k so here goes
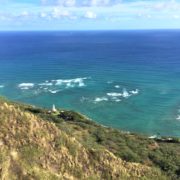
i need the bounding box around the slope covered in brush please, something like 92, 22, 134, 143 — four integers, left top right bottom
0, 97, 179, 179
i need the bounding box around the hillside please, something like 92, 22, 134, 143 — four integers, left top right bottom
0, 97, 179, 180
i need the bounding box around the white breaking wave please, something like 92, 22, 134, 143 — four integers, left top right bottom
176, 108, 180, 121
107, 81, 113, 84
122, 88, 131, 98
107, 89, 139, 98
54, 77, 88, 88
94, 97, 108, 103
111, 97, 121, 102
107, 88, 139, 101
115, 99, 121, 102
18, 77, 88, 94
130, 89, 139, 95
18, 83, 34, 90
176, 115, 180, 121
39, 82, 53, 86
82, 87, 139, 104
49, 90, 60, 94
0, 85, 4, 88
115, 85, 120, 89
107, 92, 122, 97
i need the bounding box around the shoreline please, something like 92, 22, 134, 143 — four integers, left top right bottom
1, 96, 180, 140
0, 95, 180, 179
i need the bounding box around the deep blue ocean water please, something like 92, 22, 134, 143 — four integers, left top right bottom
0, 30, 180, 136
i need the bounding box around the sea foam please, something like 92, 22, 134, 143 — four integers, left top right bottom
18, 83, 34, 90
130, 89, 139, 95
94, 97, 108, 103
54, 77, 88, 88
176, 115, 180, 121
107, 88, 139, 101
0, 85, 4, 88
107, 92, 122, 97
122, 88, 131, 98
115, 85, 120, 89
18, 77, 88, 93
111, 97, 121, 102
49, 90, 60, 94
39, 82, 53, 86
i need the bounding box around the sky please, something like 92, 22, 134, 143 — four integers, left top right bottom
0, 0, 180, 30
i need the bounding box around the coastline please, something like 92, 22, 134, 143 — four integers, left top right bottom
0, 96, 180, 179
2, 95, 180, 140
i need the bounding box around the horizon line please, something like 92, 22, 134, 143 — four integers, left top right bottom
1, 28, 180, 32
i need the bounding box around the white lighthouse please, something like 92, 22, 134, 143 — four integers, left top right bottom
52, 104, 57, 112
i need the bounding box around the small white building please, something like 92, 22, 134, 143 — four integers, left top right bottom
52, 104, 57, 112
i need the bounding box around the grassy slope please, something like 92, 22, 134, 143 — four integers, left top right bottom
0, 97, 179, 179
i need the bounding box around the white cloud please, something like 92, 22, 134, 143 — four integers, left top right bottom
2, 0, 180, 30
41, 0, 47, 5
152, 1, 179, 11
89, 0, 110, 6
41, 0, 76, 7
57, 0, 76, 7
40, 0, 116, 7
64, 0, 76, 7
39, 12, 47, 18
0, 14, 10, 21
20, 11, 29, 17
51, 7, 70, 18
137, 12, 152, 19
173, 14, 180, 19
84, 11, 97, 19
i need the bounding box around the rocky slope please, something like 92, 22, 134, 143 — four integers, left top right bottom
0, 97, 179, 179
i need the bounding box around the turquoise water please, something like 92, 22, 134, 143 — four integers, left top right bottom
0, 31, 180, 136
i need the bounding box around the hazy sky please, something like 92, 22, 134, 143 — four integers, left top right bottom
1, 0, 180, 30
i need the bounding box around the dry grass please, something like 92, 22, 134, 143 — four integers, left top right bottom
0, 98, 169, 180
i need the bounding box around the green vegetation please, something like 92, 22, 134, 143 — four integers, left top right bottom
25, 105, 180, 180
0, 97, 179, 179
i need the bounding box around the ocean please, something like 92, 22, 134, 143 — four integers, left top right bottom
0, 30, 180, 137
